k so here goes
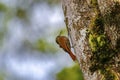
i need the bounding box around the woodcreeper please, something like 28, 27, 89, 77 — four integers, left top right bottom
56, 35, 76, 61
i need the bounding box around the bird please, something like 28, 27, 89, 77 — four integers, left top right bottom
56, 35, 76, 61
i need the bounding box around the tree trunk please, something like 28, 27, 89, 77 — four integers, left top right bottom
62, 0, 120, 80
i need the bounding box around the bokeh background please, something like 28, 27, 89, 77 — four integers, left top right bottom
0, 0, 83, 80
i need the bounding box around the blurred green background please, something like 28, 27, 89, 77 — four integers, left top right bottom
0, 0, 83, 80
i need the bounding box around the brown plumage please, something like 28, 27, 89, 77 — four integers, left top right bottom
56, 36, 76, 61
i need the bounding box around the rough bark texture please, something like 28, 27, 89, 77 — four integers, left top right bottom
62, 0, 120, 80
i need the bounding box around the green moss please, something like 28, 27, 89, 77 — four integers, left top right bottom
89, 16, 104, 34
88, 0, 118, 80
116, 38, 120, 51
97, 35, 106, 47
90, 0, 98, 7
104, 2, 120, 26
89, 34, 108, 53
89, 34, 98, 52
100, 69, 118, 80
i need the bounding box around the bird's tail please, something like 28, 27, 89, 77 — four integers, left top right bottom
68, 51, 76, 61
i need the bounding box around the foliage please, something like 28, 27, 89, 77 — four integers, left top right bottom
47, 0, 60, 5
0, 72, 5, 80
0, 3, 8, 12
0, 31, 4, 47
56, 64, 84, 80
16, 8, 27, 19
35, 38, 58, 53
54, 28, 68, 37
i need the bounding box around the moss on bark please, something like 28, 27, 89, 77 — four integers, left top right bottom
88, 0, 119, 80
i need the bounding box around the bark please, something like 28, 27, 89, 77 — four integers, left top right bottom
62, 0, 120, 80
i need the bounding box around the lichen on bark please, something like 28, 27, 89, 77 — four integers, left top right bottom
88, 0, 119, 80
